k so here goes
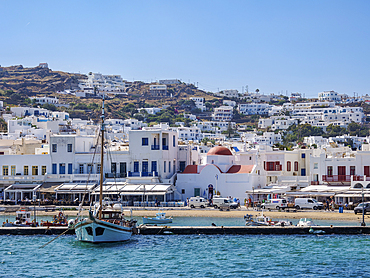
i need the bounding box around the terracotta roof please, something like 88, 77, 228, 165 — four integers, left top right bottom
207, 146, 233, 156
182, 165, 198, 174
226, 165, 254, 174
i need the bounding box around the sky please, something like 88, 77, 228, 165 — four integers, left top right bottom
1, 0, 370, 97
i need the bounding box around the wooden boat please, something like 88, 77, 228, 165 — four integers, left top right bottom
71, 95, 136, 243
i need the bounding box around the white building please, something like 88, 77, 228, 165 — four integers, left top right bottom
190, 97, 206, 112
318, 91, 341, 102
30, 96, 59, 105
212, 106, 233, 121
238, 103, 271, 115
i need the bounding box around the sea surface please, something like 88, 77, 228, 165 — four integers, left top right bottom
1, 233, 370, 277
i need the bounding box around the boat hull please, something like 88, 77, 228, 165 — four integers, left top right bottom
142, 218, 172, 224
74, 218, 132, 243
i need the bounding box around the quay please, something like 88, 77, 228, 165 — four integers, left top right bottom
1, 226, 370, 236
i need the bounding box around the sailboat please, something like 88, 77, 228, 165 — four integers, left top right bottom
70, 95, 136, 243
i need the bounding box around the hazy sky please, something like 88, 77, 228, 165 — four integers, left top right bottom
1, 0, 370, 97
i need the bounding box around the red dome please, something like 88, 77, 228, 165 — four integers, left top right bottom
207, 146, 232, 156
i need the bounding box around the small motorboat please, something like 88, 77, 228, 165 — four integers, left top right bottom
245, 212, 275, 226
143, 211, 173, 224
2, 209, 38, 227
297, 218, 317, 227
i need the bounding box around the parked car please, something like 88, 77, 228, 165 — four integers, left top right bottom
212, 197, 238, 209
189, 197, 208, 208
295, 198, 323, 210
354, 202, 370, 214
261, 199, 288, 210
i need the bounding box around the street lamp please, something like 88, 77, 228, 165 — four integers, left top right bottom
361, 187, 366, 226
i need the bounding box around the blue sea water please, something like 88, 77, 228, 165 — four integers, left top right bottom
1, 233, 370, 277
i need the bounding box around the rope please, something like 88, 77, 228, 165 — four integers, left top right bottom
39, 228, 70, 249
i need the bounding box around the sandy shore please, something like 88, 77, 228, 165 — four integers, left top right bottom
2, 206, 369, 222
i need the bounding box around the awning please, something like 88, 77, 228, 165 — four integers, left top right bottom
92, 183, 174, 195
55, 182, 98, 193
5, 183, 42, 193
300, 185, 350, 193
246, 185, 291, 195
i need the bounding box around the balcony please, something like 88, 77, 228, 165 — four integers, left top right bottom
128, 171, 158, 177
105, 173, 127, 178
311, 181, 319, 185
322, 175, 364, 183
162, 145, 169, 150
151, 145, 160, 150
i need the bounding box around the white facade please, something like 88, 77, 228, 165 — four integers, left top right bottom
212, 106, 233, 121
318, 91, 341, 102
30, 96, 59, 104
238, 103, 271, 115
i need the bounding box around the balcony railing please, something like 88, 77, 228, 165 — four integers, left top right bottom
322, 175, 364, 182
128, 171, 158, 177
151, 145, 160, 150
105, 173, 127, 178
162, 145, 169, 150
311, 181, 319, 185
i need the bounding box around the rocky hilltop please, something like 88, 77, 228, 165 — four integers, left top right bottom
0, 64, 85, 96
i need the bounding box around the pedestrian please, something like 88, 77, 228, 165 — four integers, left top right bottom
237, 198, 240, 208
155, 197, 158, 207
186, 198, 189, 207
326, 199, 329, 211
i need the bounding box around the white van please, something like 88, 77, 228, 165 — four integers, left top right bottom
261, 199, 288, 210
189, 197, 208, 208
212, 197, 238, 209
295, 198, 323, 210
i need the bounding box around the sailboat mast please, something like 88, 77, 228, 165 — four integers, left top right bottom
99, 94, 105, 220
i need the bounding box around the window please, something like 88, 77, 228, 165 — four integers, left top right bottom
3, 166, 8, 176
294, 161, 298, 172
52, 164, 57, 174
42, 166, 47, 175
68, 163, 72, 174
111, 162, 117, 173
173, 135, 176, 147
67, 144, 72, 152
350, 166, 356, 176
327, 166, 333, 176
134, 161, 139, 172
169, 161, 171, 174
180, 161, 186, 172
151, 161, 157, 173
314, 163, 318, 169
142, 138, 148, 146
142, 161, 148, 173
287, 161, 291, 172
194, 188, 200, 197
97, 164, 101, 174
32, 166, 38, 175
164, 161, 166, 173
87, 164, 93, 174
59, 163, 65, 174
52, 144, 57, 153
24, 166, 29, 176
120, 162, 126, 177
11, 165, 16, 176
79, 164, 84, 174
301, 153, 305, 158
